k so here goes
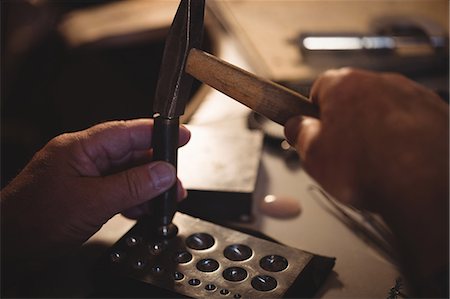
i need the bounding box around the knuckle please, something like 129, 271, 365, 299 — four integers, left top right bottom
380, 71, 407, 82
83, 120, 129, 138
47, 133, 73, 149
321, 67, 359, 83
314, 68, 367, 103
335, 68, 366, 87
327, 69, 375, 103
39, 133, 78, 164
95, 120, 128, 131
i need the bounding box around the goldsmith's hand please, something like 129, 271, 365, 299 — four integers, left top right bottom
285, 68, 448, 211
285, 68, 448, 296
1, 119, 190, 273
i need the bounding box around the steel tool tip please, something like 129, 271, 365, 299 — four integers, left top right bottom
153, 0, 205, 118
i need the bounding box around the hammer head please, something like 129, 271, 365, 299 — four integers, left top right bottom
153, 0, 205, 118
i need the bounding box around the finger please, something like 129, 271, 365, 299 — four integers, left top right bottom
81, 119, 154, 159
121, 204, 150, 219
285, 116, 321, 160
121, 179, 188, 220
176, 179, 188, 201
178, 124, 191, 147
108, 149, 153, 170
297, 117, 322, 160
73, 119, 191, 174
284, 116, 303, 146
310, 67, 356, 106
94, 161, 177, 217
101, 126, 190, 170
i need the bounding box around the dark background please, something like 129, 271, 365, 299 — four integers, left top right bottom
1, 1, 204, 188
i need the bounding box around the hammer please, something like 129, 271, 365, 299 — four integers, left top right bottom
152, 0, 318, 236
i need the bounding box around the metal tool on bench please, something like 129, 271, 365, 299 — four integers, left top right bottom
151, 0, 204, 238
151, 0, 320, 237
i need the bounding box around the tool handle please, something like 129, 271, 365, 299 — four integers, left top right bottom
186, 48, 320, 125
152, 116, 179, 226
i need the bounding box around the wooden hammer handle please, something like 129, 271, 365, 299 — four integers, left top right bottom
185, 48, 320, 125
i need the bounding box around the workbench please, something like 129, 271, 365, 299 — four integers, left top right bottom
23, 1, 447, 297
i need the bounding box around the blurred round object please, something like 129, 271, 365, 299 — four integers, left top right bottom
260, 195, 301, 219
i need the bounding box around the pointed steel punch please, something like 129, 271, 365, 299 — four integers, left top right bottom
152, 0, 205, 238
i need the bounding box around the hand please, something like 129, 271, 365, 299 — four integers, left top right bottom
1, 119, 190, 277
285, 68, 448, 210
285, 68, 448, 296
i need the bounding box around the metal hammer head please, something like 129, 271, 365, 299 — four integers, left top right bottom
153, 0, 205, 118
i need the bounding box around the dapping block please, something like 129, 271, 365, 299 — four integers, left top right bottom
94, 212, 335, 298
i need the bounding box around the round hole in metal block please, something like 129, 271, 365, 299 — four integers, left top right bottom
205, 284, 216, 291
188, 278, 201, 286
173, 272, 184, 281
259, 255, 288, 272
222, 267, 248, 282
196, 258, 219, 272
224, 244, 253, 261
251, 275, 277, 291
174, 251, 193, 264
186, 233, 215, 250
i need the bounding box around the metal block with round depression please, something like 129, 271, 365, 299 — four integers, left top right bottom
186, 233, 215, 250
224, 244, 253, 261
103, 212, 335, 298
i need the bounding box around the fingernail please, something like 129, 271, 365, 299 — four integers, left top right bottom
284, 116, 302, 145
148, 162, 176, 190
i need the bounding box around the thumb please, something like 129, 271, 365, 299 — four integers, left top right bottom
285, 116, 321, 160
95, 161, 176, 216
